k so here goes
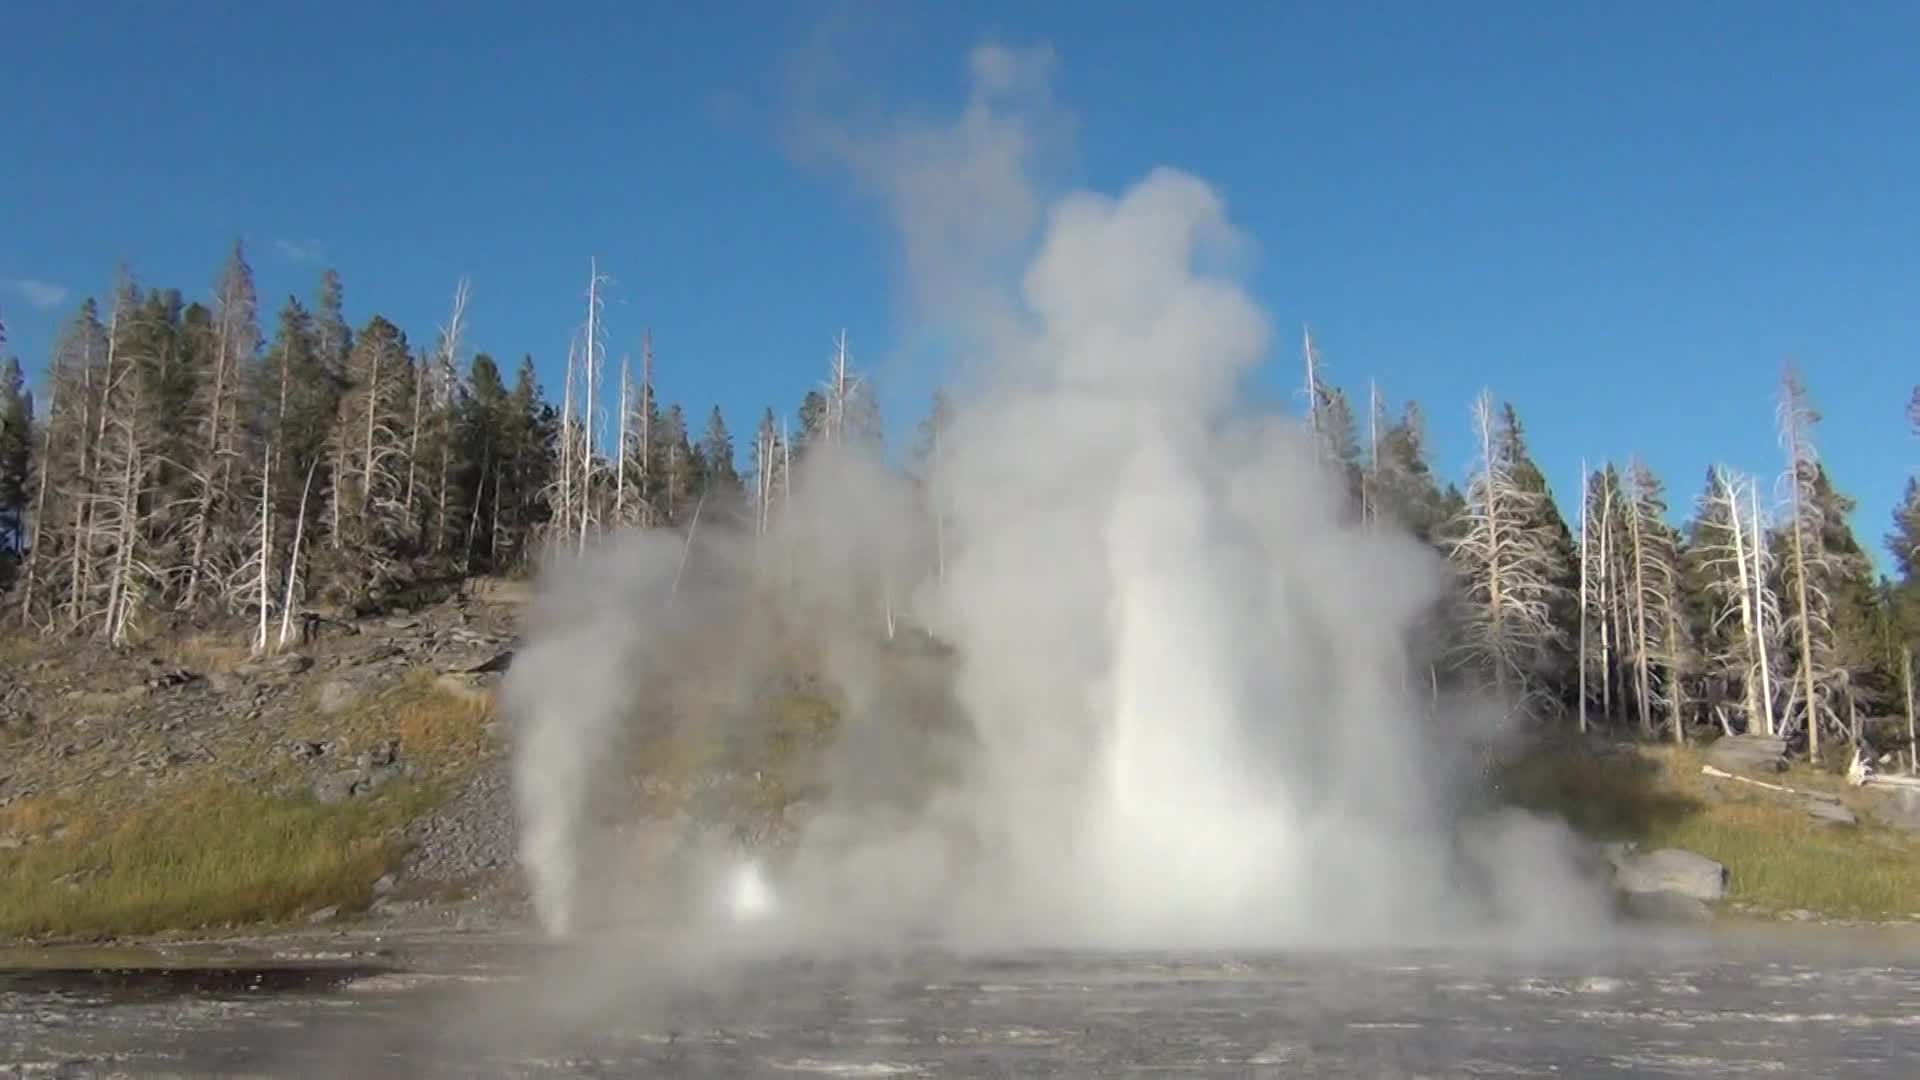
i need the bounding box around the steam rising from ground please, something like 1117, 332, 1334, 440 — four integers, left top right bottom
505, 43, 1612, 955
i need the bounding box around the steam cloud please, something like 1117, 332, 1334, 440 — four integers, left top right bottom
503, 42, 1614, 955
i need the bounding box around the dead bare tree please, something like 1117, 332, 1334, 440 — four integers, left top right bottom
428, 278, 469, 553
1447, 391, 1565, 710
1777, 365, 1840, 762
18, 371, 60, 627
615, 354, 631, 526
1578, 459, 1591, 732
577, 261, 606, 550
1364, 379, 1382, 526
275, 458, 320, 652
1581, 466, 1620, 726
1622, 459, 1677, 739
1301, 326, 1323, 458
1692, 467, 1779, 736
183, 248, 257, 611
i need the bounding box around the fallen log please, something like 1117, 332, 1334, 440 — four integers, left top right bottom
1699, 764, 1842, 804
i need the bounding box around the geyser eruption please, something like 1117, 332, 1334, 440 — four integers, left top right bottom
504, 44, 1612, 951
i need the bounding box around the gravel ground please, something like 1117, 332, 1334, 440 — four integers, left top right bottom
402, 759, 520, 886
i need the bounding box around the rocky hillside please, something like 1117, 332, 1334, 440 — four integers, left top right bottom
0, 579, 532, 938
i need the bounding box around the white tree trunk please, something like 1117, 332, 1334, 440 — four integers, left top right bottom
276, 458, 320, 651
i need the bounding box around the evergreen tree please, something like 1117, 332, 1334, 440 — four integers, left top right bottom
700, 405, 740, 492
656, 403, 698, 526
1315, 384, 1363, 509
312, 269, 351, 381
1372, 401, 1448, 544
0, 346, 32, 554
796, 389, 829, 455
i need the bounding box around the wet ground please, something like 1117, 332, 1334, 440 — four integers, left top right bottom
4, 926, 1919, 1078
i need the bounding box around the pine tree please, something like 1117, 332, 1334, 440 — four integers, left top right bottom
0, 345, 32, 555
656, 403, 697, 527
451, 353, 510, 570
796, 389, 829, 456
312, 269, 350, 382
1372, 401, 1449, 544
698, 405, 742, 531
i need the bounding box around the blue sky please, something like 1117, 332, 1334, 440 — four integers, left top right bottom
5, 2, 1916, 569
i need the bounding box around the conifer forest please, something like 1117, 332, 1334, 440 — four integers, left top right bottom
1, 246, 1916, 767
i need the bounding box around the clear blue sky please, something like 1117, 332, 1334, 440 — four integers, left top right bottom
5, 2, 1916, 569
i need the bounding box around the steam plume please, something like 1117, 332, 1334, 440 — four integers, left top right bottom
504, 42, 1613, 953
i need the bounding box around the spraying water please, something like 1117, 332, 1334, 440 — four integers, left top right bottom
503, 44, 1612, 954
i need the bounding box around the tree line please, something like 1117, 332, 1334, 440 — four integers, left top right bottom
0, 250, 1915, 764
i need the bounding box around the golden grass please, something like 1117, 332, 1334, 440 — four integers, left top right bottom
0, 777, 436, 941
1499, 740, 1920, 920
290, 670, 496, 772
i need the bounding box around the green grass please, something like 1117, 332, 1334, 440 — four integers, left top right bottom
1498, 741, 1920, 921
0, 778, 438, 941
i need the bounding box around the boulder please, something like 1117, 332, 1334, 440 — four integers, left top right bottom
315, 678, 362, 716
313, 770, 368, 805
1869, 788, 1920, 834
1610, 847, 1728, 903
1705, 734, 1788, 775
1622, 888, 1713, 924
1804, 798, 1857, 828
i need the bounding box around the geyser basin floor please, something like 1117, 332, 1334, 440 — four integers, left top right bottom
4, 930, 1917, 1077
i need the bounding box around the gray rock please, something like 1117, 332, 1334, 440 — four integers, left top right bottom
1611, 848, 1728, 903
315, 679, 361, 716
306, 905, 339, 925
1622, 889, 1713, 924
1868, 788, 1920, 834
313, 770, 367, 805
1805, 798, 1857, 827
1705, 734, 1788, 775
373, 873, 399, 897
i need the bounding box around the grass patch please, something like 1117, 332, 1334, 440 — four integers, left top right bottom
1498, 740, 1920, 920
290, 670, 496, 772
0, 777, 436, 941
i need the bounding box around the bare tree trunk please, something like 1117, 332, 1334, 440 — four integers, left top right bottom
20, 376, 60, 624
578, 261, 601, 552
1302, 326, 1322, 458
1779, 371, 1827, 763
276, 458, 319, 651
1786, 486, 1820, 764
1903, 647, 1916, 775
1578, 459, 1590, 734
1664, 589, 1686, 745
1626, 480, 1655, 737
254, 445, 273, 656
1721, 473, 1767, 736
558, 336, 575, 548
406, 348, 425, 530
1364, 378, 1380, 526
615, 355, 629, 524
1749, 484, 1777, 737
640, 331, 654, 529
1596, 480, 1613, 724
184, 296, 238, 610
